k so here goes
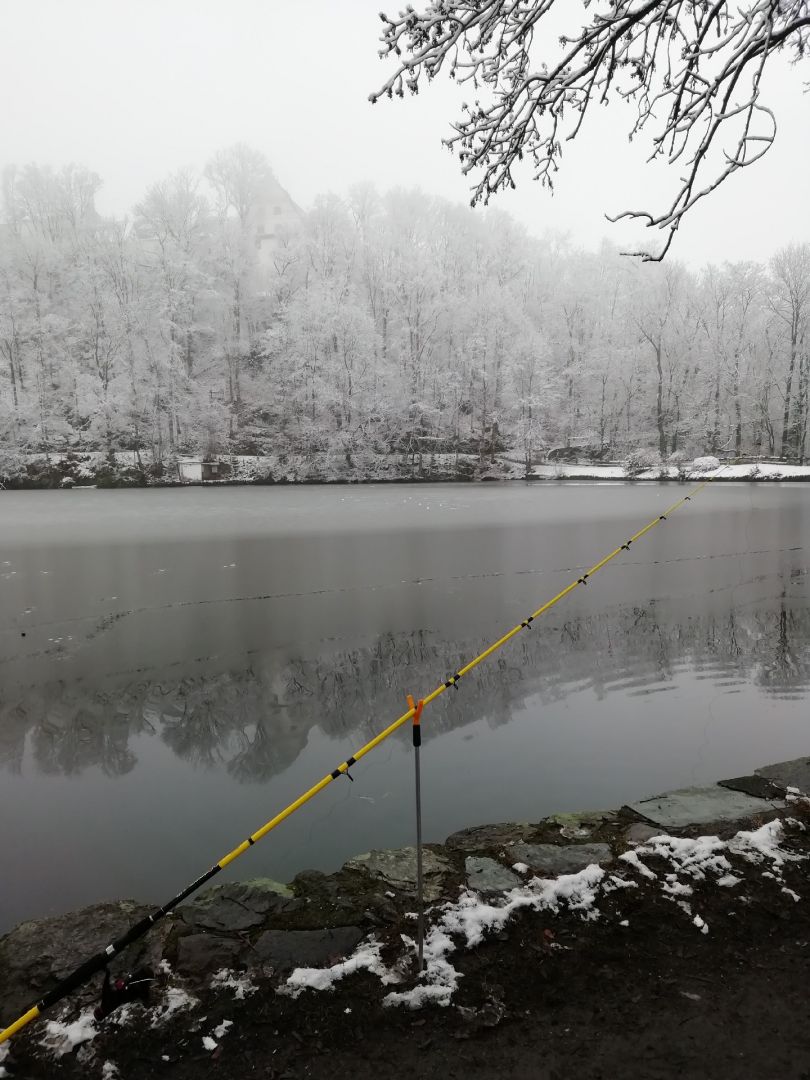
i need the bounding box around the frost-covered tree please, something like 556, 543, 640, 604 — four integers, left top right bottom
769, 244, 810, 459
2, 147, 810, 472
372, 1, 810, 260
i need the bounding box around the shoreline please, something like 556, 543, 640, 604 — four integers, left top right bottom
3, 452, 810, 489
3, 753, 810, 1077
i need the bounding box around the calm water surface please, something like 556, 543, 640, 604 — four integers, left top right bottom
1, 483, 808, 931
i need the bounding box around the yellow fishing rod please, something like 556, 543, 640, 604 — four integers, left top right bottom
0, 470, 722, 1046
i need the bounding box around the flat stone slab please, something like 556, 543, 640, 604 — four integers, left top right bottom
757, 757, 810, 794
719, 775, 784, 800
629, 785, 783, 830
253, 927, 364, 972
179, 879, 299, 933
624, 823, 662, 845
507, 843, 613, 876
465, 857, 521, 893
344, 847, 451, 901
176, 933, 246, 977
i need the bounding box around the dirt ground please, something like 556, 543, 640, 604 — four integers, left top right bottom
7, 823, 810, 1080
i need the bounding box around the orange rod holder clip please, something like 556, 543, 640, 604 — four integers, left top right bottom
408, 694, 424, 747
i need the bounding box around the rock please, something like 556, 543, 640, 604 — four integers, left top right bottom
0, 900, 156, 1025
465, 857, 521, 893
719, 775, 785, 800
628, 785, 783, 830
344, 847, 452, 902
179, 879, 300, 933
253, 927, 364, 972
288, 869, 369, 927
507, 843, 613, 876
756, 757, 810, 795
545, 810, 612, 829
175, 933, 246, 978
445, 822, 535, 853
624, 823, 661, 845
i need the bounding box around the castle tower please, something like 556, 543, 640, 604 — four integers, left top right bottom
249, 174, 303, 267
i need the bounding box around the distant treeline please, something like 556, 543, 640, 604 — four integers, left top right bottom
1, 148, 809, 481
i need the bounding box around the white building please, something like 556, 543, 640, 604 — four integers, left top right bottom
248, 174, 303, 269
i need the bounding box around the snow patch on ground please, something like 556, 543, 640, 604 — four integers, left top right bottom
279, 820, 805, 1013
619, 850, 657, 879
283, 942, 397, 997
636, 834, 733, 880
210, 968, 258, 1000
0, 1042, 9, 1079
40, 1008, 97, 1057
386, 865, 606, 1009
101, 1062, 119, 1079
530, 460, 810, 482
717, 874, 742, 887
729, 820, 802, 871
619, 821, 805, 926
213, 1019, 233, 1039
202, 1035, 218, 1051
150, 987, 198, 1026
282, 864, 605, 1010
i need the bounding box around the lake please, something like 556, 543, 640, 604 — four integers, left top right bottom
1, 482, 808, 932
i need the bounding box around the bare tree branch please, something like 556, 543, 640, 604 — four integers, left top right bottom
371, 1, 810, 260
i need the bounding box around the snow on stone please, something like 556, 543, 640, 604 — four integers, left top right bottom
212, 1019, 233, 1039
150, 987, 199, 1026
210, 968, 258, 1000
40, 1009, 98, 1057
512, 862, 529, 874
202, 1036, 218, 1051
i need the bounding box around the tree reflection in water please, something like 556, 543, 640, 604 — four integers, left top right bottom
1, 601, 809, 781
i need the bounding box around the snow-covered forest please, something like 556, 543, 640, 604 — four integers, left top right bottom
2, 146, 809, 483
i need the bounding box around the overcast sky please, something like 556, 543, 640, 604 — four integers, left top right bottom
2, 0, 808, 266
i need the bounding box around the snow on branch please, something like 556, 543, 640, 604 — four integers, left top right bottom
371, 1, 810, 260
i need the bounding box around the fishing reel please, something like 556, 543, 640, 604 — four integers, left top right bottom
94, 967, 154, 1021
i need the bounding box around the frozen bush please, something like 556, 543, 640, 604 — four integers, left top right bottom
624, 448, 662, 478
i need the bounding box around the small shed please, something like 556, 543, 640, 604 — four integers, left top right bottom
178, 458, 203, 482
177, 459, 232, 482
